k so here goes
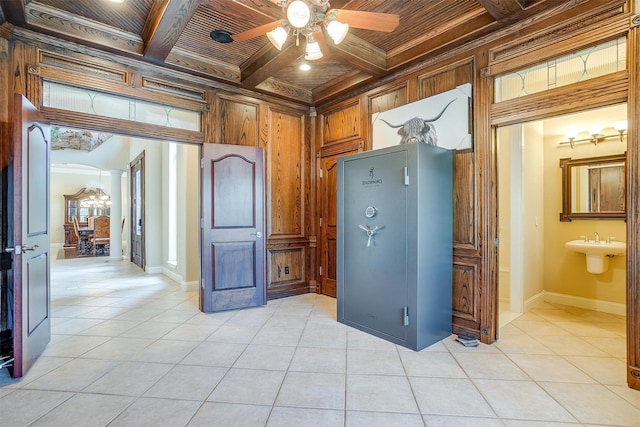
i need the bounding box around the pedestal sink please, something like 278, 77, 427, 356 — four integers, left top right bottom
565, 240, 626, 274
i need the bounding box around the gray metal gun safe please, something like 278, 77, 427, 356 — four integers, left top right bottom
336, 142, 453, 351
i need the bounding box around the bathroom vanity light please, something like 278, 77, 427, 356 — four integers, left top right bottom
560, 121, 627, 148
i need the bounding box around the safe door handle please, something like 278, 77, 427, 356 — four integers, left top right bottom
358, 224, 385, 247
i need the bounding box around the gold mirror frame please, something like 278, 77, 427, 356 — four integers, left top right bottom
559, 153, 627, 221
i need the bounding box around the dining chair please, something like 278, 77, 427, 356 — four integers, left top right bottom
91, 215, 110, 256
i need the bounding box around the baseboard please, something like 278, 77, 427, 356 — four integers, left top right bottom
181, 281, 199, 292
162, 266, 198, 292
543, 291, 626, 316
524, 291, 546, 312
145, 265, 162, 274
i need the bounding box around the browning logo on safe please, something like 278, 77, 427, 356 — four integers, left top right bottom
362, 167, 383, 186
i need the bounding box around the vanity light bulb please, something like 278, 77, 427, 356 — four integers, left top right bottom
588, 126, 603, 136
613, 120, 627, 132
565, 130, 578, 139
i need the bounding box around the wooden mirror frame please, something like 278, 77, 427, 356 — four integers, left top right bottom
559, 153, 627, 221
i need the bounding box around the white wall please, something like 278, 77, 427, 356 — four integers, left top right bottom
522, 122, 545, 302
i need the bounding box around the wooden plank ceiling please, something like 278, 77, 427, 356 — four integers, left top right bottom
0, 0, 551, 104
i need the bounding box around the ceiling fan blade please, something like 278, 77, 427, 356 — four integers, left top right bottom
332, 10, 399, 32
232, 21, 282, 42
313, 30, 330, 60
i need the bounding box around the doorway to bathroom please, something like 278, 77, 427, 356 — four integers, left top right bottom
497, 103, 628, 329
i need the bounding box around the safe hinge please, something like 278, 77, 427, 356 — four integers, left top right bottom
403, 167, 409, 186
319, 168, 323, 178
319, 266, 322, 276
319, 217, 322, 227
403, 306, 409, 326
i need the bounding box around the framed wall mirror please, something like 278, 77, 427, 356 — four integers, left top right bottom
559, 153, 626, 221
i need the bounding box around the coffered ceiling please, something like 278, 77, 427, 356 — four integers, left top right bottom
0, 0, 571, 105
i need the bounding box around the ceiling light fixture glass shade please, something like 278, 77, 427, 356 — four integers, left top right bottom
305, 40, 323, 60
326, 20, 349, 44
266, 26, 288, 50
287, 1, 311, 28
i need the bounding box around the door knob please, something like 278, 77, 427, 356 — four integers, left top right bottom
251, 231, 262, 238
4, 244, 38, 254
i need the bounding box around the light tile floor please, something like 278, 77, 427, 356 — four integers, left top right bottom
1, 257, 639, 426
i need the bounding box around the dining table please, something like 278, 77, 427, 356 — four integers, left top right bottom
76, 227, 94, 256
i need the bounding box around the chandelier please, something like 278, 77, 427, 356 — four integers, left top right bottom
80, 169, 111, 208
267, 0, 349, 60
81, 188, 111, 208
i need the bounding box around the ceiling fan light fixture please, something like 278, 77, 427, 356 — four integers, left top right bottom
287, 0, 311, 28
304, 40, 323, 60
266, 26, 288, 50
326, 20, 348, 45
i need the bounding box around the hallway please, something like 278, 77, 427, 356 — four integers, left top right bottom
0, 257, 638, 426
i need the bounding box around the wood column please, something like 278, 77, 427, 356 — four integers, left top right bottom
626, 3, 640, 391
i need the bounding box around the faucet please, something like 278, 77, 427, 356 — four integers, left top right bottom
594, 232, 600, 243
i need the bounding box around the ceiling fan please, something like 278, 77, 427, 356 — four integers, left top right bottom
212, 0, 399, 61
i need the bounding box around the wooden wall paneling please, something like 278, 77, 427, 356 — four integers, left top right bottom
417, 59, 493, 341
321, 99, 362, 146
267, 106, 304, 239
316, 99, 366, 297
12, 41, 38, 104
476, 49, 499, 343
626, 8, 640, 391
204, 90, 216, 143
266, 243, 310, 298
32, 56, 209, 113
268, 246, 305, 288
451, 258, 481, 337
491, 71, 629, 127
216, 95, 259, 146
305, 111, 317, 292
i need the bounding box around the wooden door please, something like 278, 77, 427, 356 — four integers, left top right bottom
8, 95, 51, 377
319, 157, 338, 297
130, 152, 144, 270
319, 149, 360, 297
201, 143, 266, 312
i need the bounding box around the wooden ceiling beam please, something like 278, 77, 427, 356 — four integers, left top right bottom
312, 70, 372, 104
142, 0, 200, 61
330, 33, 387, 77
0, 0, 26, 25
477, 0, 528, 21
387, 11, 496, 69
240, 40, 304, 88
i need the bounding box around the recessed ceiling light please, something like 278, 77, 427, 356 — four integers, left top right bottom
299, 63, 311, 71
107, 0, 124, 3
